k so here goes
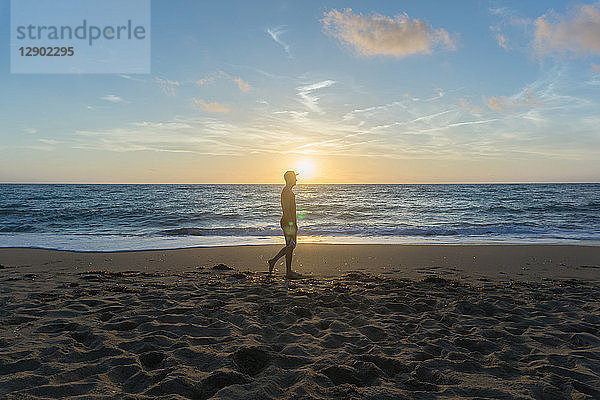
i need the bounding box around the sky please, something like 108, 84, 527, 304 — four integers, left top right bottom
1, 0, 600, 183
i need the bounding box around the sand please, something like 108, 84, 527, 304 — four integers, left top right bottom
1, 244, 599, 399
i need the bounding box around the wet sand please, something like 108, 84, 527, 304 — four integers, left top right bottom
1, 245, 599, 399
2, 244, 600, 282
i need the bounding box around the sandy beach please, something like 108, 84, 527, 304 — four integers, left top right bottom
1, 244, 599, 399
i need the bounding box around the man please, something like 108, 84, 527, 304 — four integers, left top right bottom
268, 170, 301, 278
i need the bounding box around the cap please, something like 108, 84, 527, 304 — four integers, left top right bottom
284, 170, 298, 182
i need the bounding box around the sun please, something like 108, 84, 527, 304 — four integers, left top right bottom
295, 159, 316, 180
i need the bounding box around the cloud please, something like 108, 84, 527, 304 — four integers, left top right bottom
196, 77, 214, 86
488, 7, 533, 52
490, 25, 510, 49
155, 77, 180, 96
73, 65, 600, 163
233, 77, 252, 92
75, 120, 213, 154
267, 26, 291, 57
196, 71, 251, 92
535, 4, 600, 56
520, 88, 541, 106
70, 74, 599, 163
399, 88, 446, 103
24, 138, 60, 151
296, 80, 336, 113
487, 96, 515, 112
24, 128, 37, 134
486, 88, 541, 112
101, 94, 126, 103
592, 63, 600, 73
489, 7, 530, 27
73, 117, 297, 156
118, 74, 145, 82
459, 98, 484, 114
321, 8, 456, 58
192, 98, 230, 113
38, 139, 59, 145
496, 33, 509, 49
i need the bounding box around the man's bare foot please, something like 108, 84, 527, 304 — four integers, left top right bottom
285, 271, 303, 279
268, 259, 276, 273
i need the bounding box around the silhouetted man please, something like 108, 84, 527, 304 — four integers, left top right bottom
268, 170, 301, 278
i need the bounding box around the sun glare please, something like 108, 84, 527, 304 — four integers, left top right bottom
296, 159, 316, 180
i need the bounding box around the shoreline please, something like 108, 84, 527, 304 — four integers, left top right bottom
2, 244, 599, 283
4, 240, 600, 251
2, 233, 600, 253
3, 239, 600, 253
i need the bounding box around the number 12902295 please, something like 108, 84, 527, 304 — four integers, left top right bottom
19, 47, 74, 56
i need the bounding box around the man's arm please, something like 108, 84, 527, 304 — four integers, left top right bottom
291, 194, 297, 224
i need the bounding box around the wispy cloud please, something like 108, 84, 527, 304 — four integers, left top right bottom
490, 25, 510, 49
266, 26, 291, 57
155, 77, 180, 96
24, 128, 37, 134
233, 77, 252, 92
76, 120, 212, 154
488, 7, 532, 52
459, 98, 484, 114
196, 77, 215, 86
70, 65, 600, 163
446, 119, 498, 128
342, 102, 405, 121
592, 63, 600, 74
38, 139, 59, 145
192, 98, 230, 113
407, 109, 454, 124
486, 88, 541, 112
489, 7, 530, 27
118, 74, 146, 82
296, 80, 336, 113
24, 138, 60, 151
520, 88, 541, 106
535, 4, 600, 56
101, 94, 126, 103
321, 8, 456, 58
196, 71, 251, 92
487, 96, 514, 112
73, 116, 297, 155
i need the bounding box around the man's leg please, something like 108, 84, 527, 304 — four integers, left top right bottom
285, 236, 296, 275
268, 246, 287, 273
285, 245, 293, 275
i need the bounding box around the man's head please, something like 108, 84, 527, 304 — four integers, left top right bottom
284, 170, 297, 186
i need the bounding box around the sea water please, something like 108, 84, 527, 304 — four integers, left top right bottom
1, 184, 599, 251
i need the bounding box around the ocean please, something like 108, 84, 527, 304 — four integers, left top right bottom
1, 184, 599, 251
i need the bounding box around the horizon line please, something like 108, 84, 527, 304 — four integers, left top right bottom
1, 181, 599, 185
